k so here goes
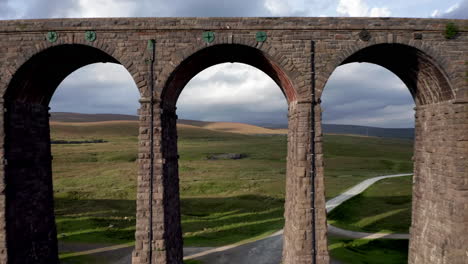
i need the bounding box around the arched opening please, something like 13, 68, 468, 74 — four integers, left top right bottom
323, 62, 415, 262
178, 62, 288, 259
4, 44, 139, 264
321, 43, 454, 263
162, 44, 296, 109
340, 43, 453, 105
159, 44, 295, 263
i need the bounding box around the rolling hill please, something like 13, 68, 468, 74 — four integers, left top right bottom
50, 112, 414, 139
51, 112, 138, 122
323, 124, 414, 139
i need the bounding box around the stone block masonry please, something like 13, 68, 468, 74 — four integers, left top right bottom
0, 17, 466, 264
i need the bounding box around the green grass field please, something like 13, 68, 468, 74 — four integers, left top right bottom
51, 120, 414, 262
329, 237, 409, 264
323, 135, 412, 199
60, 254, 107, 264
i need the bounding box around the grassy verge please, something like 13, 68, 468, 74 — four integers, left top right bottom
329, 237, 409, 264
328, 176, 412, 233
184, 260, 203, 264
59, 253, 108, 264
59, 253, 202, 264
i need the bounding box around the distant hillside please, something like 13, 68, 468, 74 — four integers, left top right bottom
323, 124, 414, 139
50, 113, 413, 139
50, 114, 286, 135
51, 112, 138, 122
250, 122, 414, 139
51, 114, 212, 126
178, 119, 213, 127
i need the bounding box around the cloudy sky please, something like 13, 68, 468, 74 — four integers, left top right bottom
1, 0, 467, 128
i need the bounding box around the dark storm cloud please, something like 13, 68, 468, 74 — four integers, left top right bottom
321, 63, 415, 128
178, 103, 288, 125
50, 64, 139, 115
443, 0, 468, 19
50, 82, 140, 115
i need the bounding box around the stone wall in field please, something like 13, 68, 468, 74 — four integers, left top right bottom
0, 17, 466, 264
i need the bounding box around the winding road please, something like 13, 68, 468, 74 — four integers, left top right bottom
60, 173, 412, 263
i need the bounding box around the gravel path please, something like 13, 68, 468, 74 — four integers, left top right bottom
326, 173, 413, 213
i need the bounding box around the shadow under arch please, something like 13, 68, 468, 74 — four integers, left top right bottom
337, 43, 454, 105
157, 43, 296, 263
3, 44, 138, 264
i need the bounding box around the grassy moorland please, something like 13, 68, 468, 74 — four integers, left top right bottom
51, 120, 413, 263
323, 134, 412, 199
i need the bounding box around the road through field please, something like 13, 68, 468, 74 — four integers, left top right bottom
61, 173, 411, 263
184, 173, 411, 263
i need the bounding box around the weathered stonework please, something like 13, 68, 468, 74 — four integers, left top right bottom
0, 17, 466, 264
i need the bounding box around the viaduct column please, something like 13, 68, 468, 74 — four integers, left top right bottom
283, 100, 329, 264
410, 100, 468, 264
3, 102, 59, 264
134, 98, 183, 264
134, 97, 156, 264
160, 106, 183, 263
0, 101, 6, 264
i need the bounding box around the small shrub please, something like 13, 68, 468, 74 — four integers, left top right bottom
206, 153, 247, 160
445, 22, 459, 39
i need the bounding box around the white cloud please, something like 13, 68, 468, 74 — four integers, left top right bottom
446, 3, 460, 13
430, 9, 441, 17
337, 0, 391, 17
264, 0, 335, 16
69, 0, 138, 18
369, 7, 391, 17
178, 63, 287, 113
329, 63, 407, 92
431, 1, 467, 19
264, 0, 293, 16
57, 63, 135, 86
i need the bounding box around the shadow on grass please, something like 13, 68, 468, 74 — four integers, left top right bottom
59, 254, 108, 264
181, 195, 284, 246
55, 195, 284, 247
329, 238, 409, 264
328, 193, 412, 233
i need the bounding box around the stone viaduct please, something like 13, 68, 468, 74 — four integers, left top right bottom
0, 17, 466, 264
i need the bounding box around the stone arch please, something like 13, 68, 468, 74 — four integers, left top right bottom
160, 42, 300, 108
318, 41, 454, 105
2, 43, 141, 264
1, 39, 144, 100
154, 42, 299, 263
4, 42, 142, 102
317, 39, 460, 264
